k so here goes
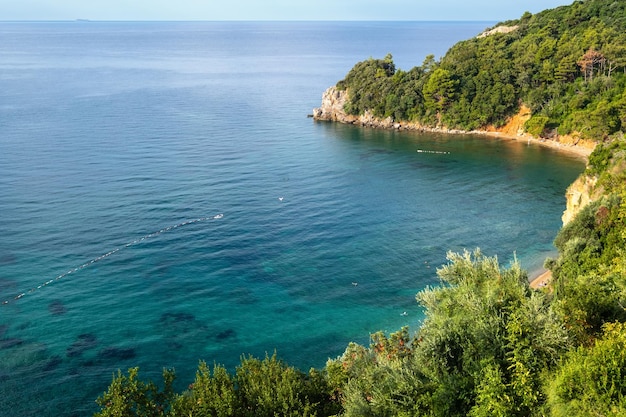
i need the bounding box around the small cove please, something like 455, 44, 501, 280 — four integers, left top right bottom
0, 21, 585, 415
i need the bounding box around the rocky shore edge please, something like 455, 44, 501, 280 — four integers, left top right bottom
312, 86, 595, 159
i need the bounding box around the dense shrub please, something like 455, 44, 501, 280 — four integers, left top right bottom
95, 354, 340, 417
547, 322, 626, 416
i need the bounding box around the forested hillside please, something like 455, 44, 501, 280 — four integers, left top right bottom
336, 0, 626, 140
94, 1, 626, 415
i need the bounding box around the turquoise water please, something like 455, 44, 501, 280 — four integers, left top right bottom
0, 21, 584, 416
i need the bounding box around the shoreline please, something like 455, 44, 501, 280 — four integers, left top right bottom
315, 118, 593, 160
312, 87, 595, 160
475, 130, 592, 159
529, 269, 552, 289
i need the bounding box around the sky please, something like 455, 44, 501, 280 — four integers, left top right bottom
2, 0, 573, 21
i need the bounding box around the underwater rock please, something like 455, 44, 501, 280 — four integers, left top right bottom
0, 338, 24, 350
0, 324, 8, 338
158, 310, 211, 350
159, 311, 196, 324
167, 341, 183, 350
159, 311, 208, 335
42, 355, 63, 372
66, 333, 98, 358
98, 346, 136, 361
80, 359, 96, 367
228, 287, 258, 305
48, 300, 68, 316
215, 328, 236, 341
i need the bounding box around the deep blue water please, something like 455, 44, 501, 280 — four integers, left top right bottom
0, 21, 584, 416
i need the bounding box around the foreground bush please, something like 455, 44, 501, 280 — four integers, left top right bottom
95, 354, 340, 417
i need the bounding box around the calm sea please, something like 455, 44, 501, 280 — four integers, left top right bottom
0, 21, 584, 416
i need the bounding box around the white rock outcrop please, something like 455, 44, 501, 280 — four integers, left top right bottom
313, 87, 409, 129
312, 86, 355, 123
477, 25, 519, 38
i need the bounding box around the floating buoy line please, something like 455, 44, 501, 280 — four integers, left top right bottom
417, 149, 450, 155
2, 214, 225, 306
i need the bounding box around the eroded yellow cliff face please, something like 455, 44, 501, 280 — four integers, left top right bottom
485, 106, 596, 153
489, 106, 597, 227
562, 175, 598, 225
484, 105, 531, 137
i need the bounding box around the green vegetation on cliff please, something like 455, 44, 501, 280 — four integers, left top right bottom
336, 0, 626, 139
94, 1, 626, 415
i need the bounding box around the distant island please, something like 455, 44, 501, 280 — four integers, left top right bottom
94, 1, 626, 415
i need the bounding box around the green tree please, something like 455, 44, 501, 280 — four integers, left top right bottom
327, 329, 435, 417
469, 359, 513, 417
234, 353, 336, 417
170, 362, 236, 417
423, 68, 457, 126
524, 115, 550, 137
415, 250, 568, 416
95, 368, 175, 417
547, 322, 626, 416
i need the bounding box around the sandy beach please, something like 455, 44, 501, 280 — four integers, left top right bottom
530, 269, 553, 289
479, 130, 593, 159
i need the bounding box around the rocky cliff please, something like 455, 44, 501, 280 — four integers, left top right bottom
313, 87, 462, 132
562, 174, 598, 225
313, 87, 396, 128
312, 86, 350, 122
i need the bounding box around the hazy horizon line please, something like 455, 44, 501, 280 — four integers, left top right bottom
0, 18, 499, 23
